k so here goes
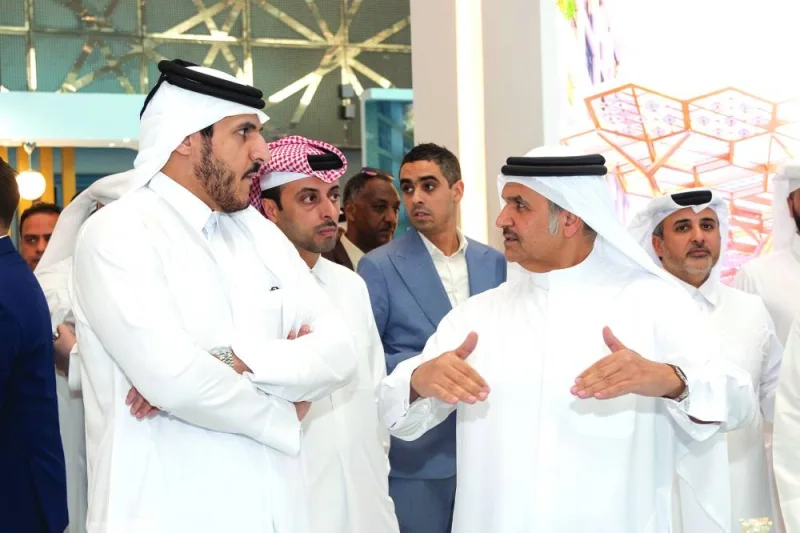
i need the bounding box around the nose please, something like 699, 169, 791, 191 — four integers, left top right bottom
411, 188, 425, 206
322, 196, 339, 221
36, 238, 48, 255
251, 134, 270, 164
496, 204, 511, 228
385, 207, 398, 225
690, 226, 705, 244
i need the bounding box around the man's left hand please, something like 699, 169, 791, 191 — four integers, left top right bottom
572, 327, 685, 400
126, 387, 160, 420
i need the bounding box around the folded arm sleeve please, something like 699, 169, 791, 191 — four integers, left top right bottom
234, 228, 358, 402
654, 287, 756, 440
379, 307, 468, 441
72, 216, 302, 454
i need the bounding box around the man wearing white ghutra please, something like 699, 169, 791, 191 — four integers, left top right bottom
379, 146, 757, 533
60, 59, 358, 533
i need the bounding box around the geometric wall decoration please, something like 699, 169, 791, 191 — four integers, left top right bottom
0, 0, 411, 148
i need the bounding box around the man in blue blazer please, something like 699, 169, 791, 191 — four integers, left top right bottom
0, 158, 68, 533
359, 144, 506, 533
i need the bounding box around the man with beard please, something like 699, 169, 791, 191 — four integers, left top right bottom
255, 135, 399, 533
358, 143, 506, 533
735, 163, 800, 346
629, 189, 781, 530
52, 60, 358, 532
322, 167, 400, 270
378, 147, 756, 533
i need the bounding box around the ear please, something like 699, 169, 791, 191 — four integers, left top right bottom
451, 180, 465, 203
344, 200, 356, 223
261, 198, 280, 224
651, 234, 665, 259
174, 134, 195, 156
562, 212, 581, 238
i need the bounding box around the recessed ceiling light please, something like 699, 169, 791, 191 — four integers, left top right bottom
109, 142, 116, 147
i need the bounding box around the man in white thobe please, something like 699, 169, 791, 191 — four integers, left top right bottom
47, 59, 358, 533
629, 189, 782, 528
774, 318, 800, 532
735, 162, 800, 345
35, 256, 87, 533
379, 148, 756, 533
254, 135, 399, 533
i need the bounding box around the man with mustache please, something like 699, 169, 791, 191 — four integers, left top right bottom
322, 167, 400, 270
255, 135, 399, 533
378, 147, 755, 533
735, 163, 800, 346
54, 60, 357, 532
358, 143, 506, 533
629, 189, 782, 530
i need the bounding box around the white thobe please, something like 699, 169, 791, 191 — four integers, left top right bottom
300, 257, 399, 533
71, 173, 357, 533
380, 242, 756, 533
36, 257, 87, 533
773, 320, 800, 532
672, 278, 781, 528
735, 234, 800, 346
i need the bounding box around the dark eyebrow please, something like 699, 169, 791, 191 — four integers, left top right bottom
235, 121, 262, 133
672, 218, 691, 226
503, 194, 526, 205
400, 175, 440, 185
295, 187, 321, 196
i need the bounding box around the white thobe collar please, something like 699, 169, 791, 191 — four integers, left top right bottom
673, 275, 719, 312
523, 240, 607, 291
0, 234, 7, 241
309, 255, 327, 286
791, 233, 800, 264
148, 172, 215, 237
419, 229, 469, 258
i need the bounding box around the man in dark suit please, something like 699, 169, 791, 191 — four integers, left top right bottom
0, 157, 68, 533
358, 144, 506, 533
323, 167, 400, 270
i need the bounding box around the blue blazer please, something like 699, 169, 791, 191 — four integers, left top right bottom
358, 229, 506, 479
0, 236, 68, 533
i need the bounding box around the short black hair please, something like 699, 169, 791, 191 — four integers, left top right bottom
199, 124, 214, 138
20, 203, 62, 233
0, 158, 19, 231
343, 169, 394, 204
261, 185, 283, 210
400, 143, 461, 186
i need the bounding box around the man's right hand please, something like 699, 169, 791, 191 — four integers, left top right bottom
409, 332, 489, 405
294, 401, 311, 421
53, 323, 76, 376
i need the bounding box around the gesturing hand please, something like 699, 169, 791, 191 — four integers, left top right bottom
409, 332, 490, 405
53, 323, 76, 376
572, 327, 685, 400
126, 387, 160, 420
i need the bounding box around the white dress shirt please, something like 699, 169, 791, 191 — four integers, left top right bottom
419, 230, 469, 307
300, 257, 399, 533
672, 276, 782, 529
340, 234, 365, 269
71, 172, 357, 533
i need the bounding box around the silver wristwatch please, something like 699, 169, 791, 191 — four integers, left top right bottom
210, 346, 236, 370
665, 364, 690, 402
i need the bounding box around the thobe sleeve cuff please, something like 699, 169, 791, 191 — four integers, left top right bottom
379, 355, 453, 441
256, 396, 303, 456
67, 344, 82, 393
663, 356, 756, 440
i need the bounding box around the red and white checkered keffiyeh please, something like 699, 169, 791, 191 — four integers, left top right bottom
248, 135, 347, 214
